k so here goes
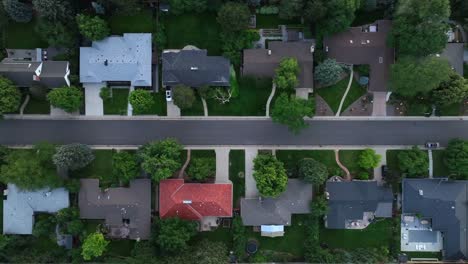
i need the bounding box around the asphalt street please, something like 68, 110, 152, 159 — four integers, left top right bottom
0, 119, 466, 146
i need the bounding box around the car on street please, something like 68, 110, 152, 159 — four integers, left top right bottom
425, 142, 440, 149
165, 88, 172, 102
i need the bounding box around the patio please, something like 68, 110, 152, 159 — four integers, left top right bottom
400, 215, 443, 253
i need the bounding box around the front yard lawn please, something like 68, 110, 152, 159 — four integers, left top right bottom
104, 89, 129, 115
339, 150, 365, 177
108, 10, 153, 34
181, 93, 204, 116
23, 97, 50, 114
432, 150, 450, 177
207, 77, 272, 116
134, 92, 167, 115
229, 150, 245, 208
320, 218, 393, 249
316, 76, 367, 114
4, 20, 47, 48
163, 13, 221, 55
255, 14, 300, 29
437, 103, 461, 116
276, 150, 339, 177
71, 150, 118, 188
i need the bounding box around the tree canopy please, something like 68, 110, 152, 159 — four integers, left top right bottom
32, 0, 73, 22
274, 58, 300, 91
220, 30, 259, 66
35, 19, 77, 48
3, 0, 32, 23
432, 73, 468, 106
81, 232, 109, 261
138, 139, 183, 182
315, 0, 360, 37
298, 158, 328, 185
129, 89, 153, 114
314, 59, 345, 86
253, 153, 288, 197
172, 85, 195, 109
390, 56, 452, 97
397, 146, 429, 177
112, 151, 139, 185
53, 143, 94, 171
358, 149, 382, 170
217, 2, 250, 33
278, 0, 303, 20
168, 0, 208, 15
47, 87, 83, 113
0, 76, 21, 115
188, 157, 216, 181
391, 0, 450, 57
76, 14, 110, 41
271, 93, 315, 134
444, 139, 468, 179
153, 217, 197, 253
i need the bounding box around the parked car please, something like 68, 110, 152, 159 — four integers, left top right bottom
165, 88, 172, 102
425, 142, 440, 149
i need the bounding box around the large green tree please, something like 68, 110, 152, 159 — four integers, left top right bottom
274, 58, 300, 91
0, 76, 21, 115
390, 56, 452, 97
81, 232, 109, 261
432, 73, 468, 106
358, 148, 382, 170
271, 93, 315, 134
112, 151, 139, 185
35, 19, 77, 48
303, 0, 327, 24
53, 143, 95, 171
298, 158, 328, 185
253, 153, 288, 197
168, 0, 208, 15
172, 85, 195, 109
314, 59, 345, 86
397, 146, 429, 177
217, 2, 250, 33
76, 14, 110, 41
391, 0, 450, 57
188, 157, 216, 181
278, 0, 303, 20
153, 217, 197, 253
97, 0, 142, 15
444, 139, 468, 179
220, 30, 259, 66
129, 89, 153, 114
138, 139, 183, 182
32, 0, 73, 22
0, 143, 62, 190
3, 0, 32, 23
47, 86, 83, 113
316, 0, 360, 37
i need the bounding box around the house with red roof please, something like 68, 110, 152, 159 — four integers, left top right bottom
159, 179, 233, 231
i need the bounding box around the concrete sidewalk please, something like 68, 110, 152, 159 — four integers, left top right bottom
84, 83, 104, 116
245, 148, 259, 198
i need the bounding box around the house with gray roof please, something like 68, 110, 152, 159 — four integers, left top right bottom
162, 46, 230, 88
240, 179, 312, 237
0, 48, 70, 88
402, 178, 468, 260
243, 41, 314, 89
80, 33, 152, 87
325, 180, 393, 229
79, 179, 151, 240
441, 43, 464, 76
3, 184, 70, 235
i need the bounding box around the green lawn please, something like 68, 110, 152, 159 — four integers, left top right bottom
207, 77, 272, 116
276, 150, 339, 177
181, 93, 204, 116
71, 150, 117, 188
432, 150, 450, 177
229, 150, 245, 208
316, 76, 367, 114
24, 97, 50, 114
437, 103, 461, 116
4, 20, 47, 48
339, 150, 365, 177
320, 219, 393, 249
107, 240, 136, 257
104, 89, 129, 115
163, 13, 222, 55
386, 150, 402, 175
464, 63, 468, 78
194, 227, 232, 246
255, 14, 300, 29
245, 214, 308, 258
134, 92, 167, 115
108, 10, 153, 34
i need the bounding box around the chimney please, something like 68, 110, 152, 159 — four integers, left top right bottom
190, 67, 198, 71
268, 50, 272, 55
310, 45, 315, 53
104, 59, 108, 66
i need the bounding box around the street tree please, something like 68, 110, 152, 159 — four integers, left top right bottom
391, 0, 450, 57
314, 59, 345, 86
298, 158, 328, 185
444, 139, 468, 179
172, 85, 195, 109
76, 14, 110, 41
53, 143, 94, 171
47, 86, 83, 113
129, 89, 153, 114
253, 153, 288, 197
271, 93, 315, 134
81, 232, 109, 261
3, 0, 32, 23
358, 148, 382, 170
188, 157, 216, 181
217, 2, 250, 32
0, 76, 21, 115
153, 217, 197, 253
432, 73, 468, 106
274, 58, 300, 91
390, 56, 452, 97
32, 0, 73, 22
279, 0, 303, 20
397, 146, 429, 177
112, 151, 139, 185
138, 139, 183, 182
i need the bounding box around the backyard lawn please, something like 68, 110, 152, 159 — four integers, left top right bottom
103, 89, 129, 115
194, 226, 232, 247
316, 76, 367, 114
23, 97, 50, 114
229, 150, 245, 208
320, 218, 393, 249
108, 10, 153, 34
255, 14, 300, 29
163, 13, 221, 55
207, 77, 272, 116
4, 20, 47, 48
432, 150, 450, 177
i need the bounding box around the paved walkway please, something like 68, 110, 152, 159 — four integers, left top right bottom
215, 148, 230, 183
372, 148, 387, 185
334, 149, 351, 180
201, 98, 208, 117
127, 86, 134, 116
19, 95, 30, 115
166, 101, 180, 117
335, 66, 354, 116
428, 149, 433, 178
245, 148, 259, 198
178, 149, 191, 178
84, 82, 104, 116
265, 84, 276, 117
372, 92, 387, 116
315, 95, 334, 116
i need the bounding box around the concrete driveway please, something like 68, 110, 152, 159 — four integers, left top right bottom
84, 83, 104, 116
372, 92, 387, 116
215, 148, 230, 184
245, 148, 259, 198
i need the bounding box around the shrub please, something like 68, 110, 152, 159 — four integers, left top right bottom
188, 157, 215, 181
314, 59, 345, 86
129, 89, 153, 114
172, 85, 195, 109
47, 87, 83, 113
76, 14, 110, 41
256, 6, 279, 14
99, 87, 111, 101
357, 172, 370, 180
